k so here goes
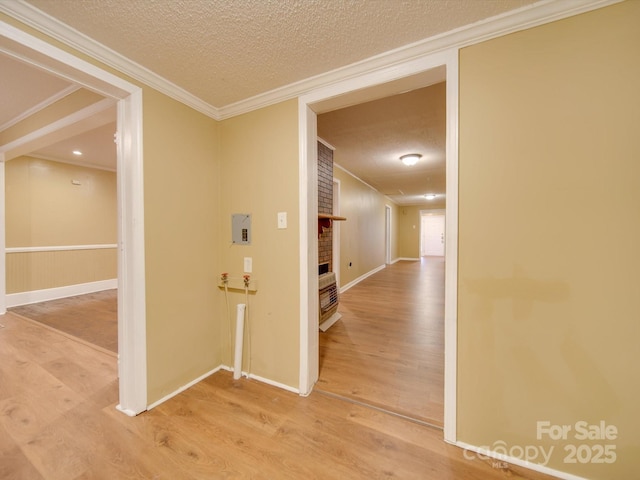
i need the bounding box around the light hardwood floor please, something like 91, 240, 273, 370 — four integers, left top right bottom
0, 278, 551, 480
318, 258, 444, 426
0, 311, 558, 479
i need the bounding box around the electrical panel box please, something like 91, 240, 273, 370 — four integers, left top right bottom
232, 214, 251, 245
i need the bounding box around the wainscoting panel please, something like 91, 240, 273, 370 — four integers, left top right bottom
6, 246, 117, 294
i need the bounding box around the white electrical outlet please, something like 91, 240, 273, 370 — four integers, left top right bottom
244, 257, 252, 273
277, 211, 287, 229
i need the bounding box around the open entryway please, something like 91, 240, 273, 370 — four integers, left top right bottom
299, 49, 459, 442
0, 22, 147, 415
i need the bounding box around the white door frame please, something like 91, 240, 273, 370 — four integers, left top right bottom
0, 21, 147, 415
332, 178, 341, 287
385, 205, 392, 264
298, 49, 459, 443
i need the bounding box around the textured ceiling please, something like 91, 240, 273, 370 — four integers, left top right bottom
3, 0, 538, 203
25, 0, 536, 108
318, 81, 446, 206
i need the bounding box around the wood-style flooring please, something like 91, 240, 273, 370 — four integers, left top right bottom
9, 290, 117, 354
0, 311, 558, 479
318, 258, 444, 426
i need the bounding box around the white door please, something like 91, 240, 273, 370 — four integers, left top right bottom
421, 214, 445, 256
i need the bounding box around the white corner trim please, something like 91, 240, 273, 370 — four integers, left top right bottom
443, 55, 459, 444
6, 279, 117, 308
146, 366, 223, 411
455, 441, 589, 480
297, 101, 319, 396
0, 84, 79, 131
339, 264, 386, 293
1, 0, 621, 121
0, 1, 219, 120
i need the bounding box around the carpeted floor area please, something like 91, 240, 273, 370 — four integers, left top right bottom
9, 289, 117, 353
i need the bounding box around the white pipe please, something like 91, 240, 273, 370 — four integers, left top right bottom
233, 304, 246, 380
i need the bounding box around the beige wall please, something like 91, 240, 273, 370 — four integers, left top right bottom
5, 156, 117, 292
334, 166, 389, 287
6, 156, 116, 246
397, 205, 422, 259
219, 99, 300, 388
458, 2, 640, 478
143, 88, 222, 402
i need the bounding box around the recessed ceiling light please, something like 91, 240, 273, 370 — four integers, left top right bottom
400, 153, 421, 166
72, 150, 83, 156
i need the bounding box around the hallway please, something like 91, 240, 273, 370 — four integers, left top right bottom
317, 257, 445, 426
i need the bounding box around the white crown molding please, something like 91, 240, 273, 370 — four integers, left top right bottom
1, 0, 621, 121
0, 0, 220, 120
0, 84, 79, 131
217, 0, 622, 118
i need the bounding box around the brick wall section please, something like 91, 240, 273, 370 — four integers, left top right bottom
318, 141, 333, 271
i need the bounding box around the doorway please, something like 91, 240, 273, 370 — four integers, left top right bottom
0, 21, 147, 415
299, 49, 459, 442
421, 212, 445, 257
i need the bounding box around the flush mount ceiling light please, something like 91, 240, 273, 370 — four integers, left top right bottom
425, 194, 437, 200
400, 153, 421, 166
72, 150, 83, 156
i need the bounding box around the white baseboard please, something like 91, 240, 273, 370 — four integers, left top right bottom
6, 279, 118, 307
455, 441, 588, 480
114, 405, 138, 417
339, 264, 386, 293
395, 257, 420, 262
220, 364, 300, 394
147, 366, 223, 411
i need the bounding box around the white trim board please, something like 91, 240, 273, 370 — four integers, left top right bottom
7, 244, 117, 253
219, 365, 300, 394
339, 265, 386, 294
6, 279, 117, 308
455, 441, 589, 480
146, 367, 223, 411
0, 0, 621, 121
